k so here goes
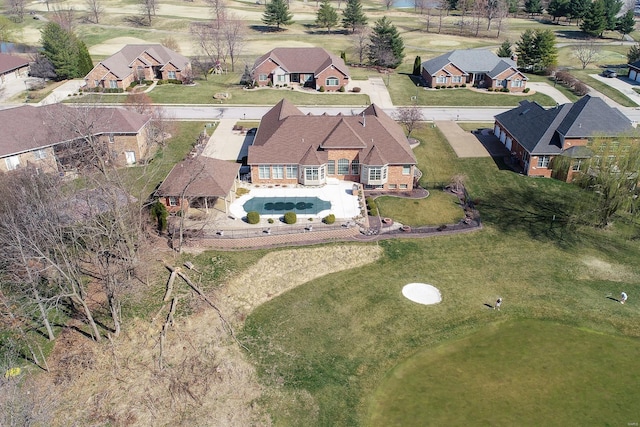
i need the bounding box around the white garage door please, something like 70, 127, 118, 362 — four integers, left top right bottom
500, 131, 506, 143
630, 70, 637, 81
506, 137, 512, 151
494, 125, 500, 137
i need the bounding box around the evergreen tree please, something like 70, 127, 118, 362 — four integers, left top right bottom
547, 0, 569, 22
536, 29, 558, 72
567, 0, 589, 23
342, 0, 367, 33
240, 64, 252, 85
413, 55, 422, 75
368, 16, 405, 69
580, 0, 607, 37
76, 39, 94, 76
524, 0, 543, 15
602, 0, 622, 31
516, 29, 536, 69
497, 40, 512, 57
627, 43, 640, 63
507, 0, 519, 15
316, 0, 339, 33
41, 22, 80, 80
262, 0, 294, 30
616, 10, 635, 39
446, 0, 459, 11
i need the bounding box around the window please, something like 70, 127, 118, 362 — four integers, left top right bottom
5, 156, 20, 171
305, 167, 319, 181
259, 74, 268, 82
168, 197, 178, 207
495, 79, 503, 87
337, 158, 349, 175
273, 165, 284, 179
259, 165, 270, 179
34, 149, 47, 160
537, 156, 551, 168
400, 184, 408, 189
125, 151, 136, 165
109, 80, 118, 89
286, 164, 298, 179
512, 79, 523, 88
388, 184, 397, 189
436, 75, 446, 84
572, 160, 582, 171
277, 74, 286, 83
369, 167, 381, 181
452, 75, 462, 83
402, 165, 411, 175
94, 80, 99, 87
168, 71, 176, 79
351, 160, 359, 175
327, 160, 335, 175
326, 77, 339, 86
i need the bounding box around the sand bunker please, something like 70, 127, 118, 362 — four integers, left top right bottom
402, 283, 442, 305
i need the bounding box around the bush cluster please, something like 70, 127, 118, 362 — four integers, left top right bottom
246, 211, 260, 224
523, 87, 530, 93
323, 214, 336, 224
554, 71, 588, 96
366, 197, 378, 216
339, 86, 345, 92
283, 211, 297, 224
319, 86, 326, 92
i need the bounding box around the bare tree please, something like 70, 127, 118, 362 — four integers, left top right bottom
573, 40, 601, 69
85, 0, 105, 24
161, 35, 181, 52
394, 105, 425, 137
139, 0, 157, 26
351, 25, 371, 65
383, 0, 394, 9
51, 6, 77, 32
414, 0, 427, 13
6, 0, 26, 22
190, 21, 227, 71
222, 14, 246, 72
205, 0, 228, 24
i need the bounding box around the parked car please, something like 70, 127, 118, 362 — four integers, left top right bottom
603, 69, 617, 78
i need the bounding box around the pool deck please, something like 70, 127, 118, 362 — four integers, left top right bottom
229, 181, 361, 220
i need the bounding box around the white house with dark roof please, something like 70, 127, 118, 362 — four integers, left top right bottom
0, 104, 152, 173
421, 49, 527, 91
84, 44, 191, 90
247, 99, 417, 191
251, 47, 350, 91
493, 95, 634, 181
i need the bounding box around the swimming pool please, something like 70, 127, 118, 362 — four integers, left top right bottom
242, 196, 331, 215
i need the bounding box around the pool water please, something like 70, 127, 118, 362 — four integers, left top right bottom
242, 196, 331, 215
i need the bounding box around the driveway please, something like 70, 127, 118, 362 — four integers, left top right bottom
39, 79, 85, 105
435, 121, 508, 158
0, 75, 41, 104
354, 77, 393, 108
527, 81, 571, 104
589, 74, 640, 107
200, 118, 254, 161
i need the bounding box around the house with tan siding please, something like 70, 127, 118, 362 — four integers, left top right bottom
84, 44, 191, 90
247, 99, 417, 191
251, 47, 349, 91
421, 50, 527, 91
493, 95, 634, 181
0, 53, 29, 85
0, 104, 152, 174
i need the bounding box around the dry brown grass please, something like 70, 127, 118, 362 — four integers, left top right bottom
45, 244, 381, 426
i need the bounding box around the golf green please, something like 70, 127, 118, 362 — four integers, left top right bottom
368, 320, 640, 426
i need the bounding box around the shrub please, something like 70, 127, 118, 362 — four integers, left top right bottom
236, 187, 249, 197
339, 85, 345, 92
501, 87, 510, 92
487, 87, 493, 92
523, 87, 530, 93
366, 197, 378, 216
283, 211, 297, 224
144, 80, 153, 85
129, 81, 139, 88
319, 86, 326, 92
246, 211, 260, 224
168, 79, 183, 85
352, 87, 361, 93
267, 81, 273, 87
574, 82, 589, 96
151, 201, 168, 232
323, 214, 336, 224
461, 83, 467, 88
454, 84, 459, 88
268, 218, 274, 224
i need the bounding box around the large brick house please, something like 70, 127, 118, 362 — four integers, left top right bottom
247, 99, 417, 191
84, 44, 191, 90
421, 49, 527, 92
0, 53, 29, 85
251, 47, 350, 91
0, 104, 152, 174
493, 95, 634, 181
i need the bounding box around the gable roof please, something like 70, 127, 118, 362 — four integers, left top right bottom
494, 95, 633, 155
0, 104, 151, 158
156, 156, 240, 198
252, 47, 350, 79
248, 99, 416, 166
90, 44, 190, 80
422, 49, 521, 77
0, 53, 29, 75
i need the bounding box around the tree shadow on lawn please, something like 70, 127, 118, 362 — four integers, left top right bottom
249, 25, 287, 33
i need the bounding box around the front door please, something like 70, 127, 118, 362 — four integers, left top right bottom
125, 151, 136, 165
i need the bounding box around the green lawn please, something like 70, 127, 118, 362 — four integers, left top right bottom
376, 190, 464, 227
369, 320, 640, 425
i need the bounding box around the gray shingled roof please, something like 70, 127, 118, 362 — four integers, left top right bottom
422, 49, 518, 76
252, 47, 350, 79
0, 104, 151, 158
156, 156, 240, 198
248, 99, 416, 166
494, 95, 633, 155
96, 44, 190, 79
